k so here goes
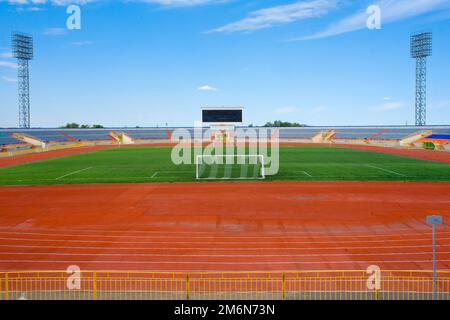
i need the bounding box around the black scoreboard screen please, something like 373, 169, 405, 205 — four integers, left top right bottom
202, 109, 242, 123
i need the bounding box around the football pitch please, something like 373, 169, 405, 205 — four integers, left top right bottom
1, 145, 450, 186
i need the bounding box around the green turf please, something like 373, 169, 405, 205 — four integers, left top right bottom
1, 146, 450, 186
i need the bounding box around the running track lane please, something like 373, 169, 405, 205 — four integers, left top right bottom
0, 181, 449, 271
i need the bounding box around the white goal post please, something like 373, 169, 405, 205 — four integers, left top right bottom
196, 154, 266, 180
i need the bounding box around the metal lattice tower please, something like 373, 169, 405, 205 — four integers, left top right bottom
410, 32, 432, 126
12, 33, 33, 129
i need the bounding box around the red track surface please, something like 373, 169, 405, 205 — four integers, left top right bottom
331, 143, 450, 164
1, 181, 449, 272
0, 146, 110, 168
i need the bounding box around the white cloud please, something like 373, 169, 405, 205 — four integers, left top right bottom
311, 106, 326, 113
299, 0, 450, 40
208, 0, 338, 33
375, 101, 404, 111
2, 0, 218, 6
0, 61, 18, 69
0, 52, 13, 58
3, 0, 97, 5
383, 97, 392, 101
43, 27, 66, 36
1, 76, 18, 82
134, 0, 222, 6
197, 85, 217, 91
70, 40, 94, 46
274, 106, 299, 114
16, 5, 45, 11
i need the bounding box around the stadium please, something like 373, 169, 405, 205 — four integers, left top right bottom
1, 1, 450, 304
1, 122, 450, 300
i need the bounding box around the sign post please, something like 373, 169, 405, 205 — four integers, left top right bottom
426, 215, 443, 300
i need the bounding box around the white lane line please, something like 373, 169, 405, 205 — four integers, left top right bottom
151, 172, 158, 178
2, 229, 447, 240
1, 236, 450, 245
1, 243, 449, 251
55, 167, 93, 180
366, 164, 405, 176
0, 251, 448, 258
0, 225, 447, 237
0, 259, 449, 265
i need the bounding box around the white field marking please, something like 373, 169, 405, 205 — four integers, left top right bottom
1, 236, 449, 245
0, 251, 448, 258
1, 229, 448, 240
1, 259, 450, 265
366, 164, 405, 176
0, 225, 447, 237
151, 172, 158, 178
17, 173, 197, 182
2, 243, 449, 251
55, 167, 93, 180
297, 171, 312, 177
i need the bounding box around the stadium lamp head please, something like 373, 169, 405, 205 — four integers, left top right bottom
410, 32, 432, 59
12, 32, 34, 61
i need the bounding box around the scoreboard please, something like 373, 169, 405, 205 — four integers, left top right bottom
202, 108, 243, 124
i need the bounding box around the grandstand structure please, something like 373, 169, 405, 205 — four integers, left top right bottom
1, 126, 450, 157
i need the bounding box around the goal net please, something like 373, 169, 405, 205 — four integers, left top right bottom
196, 155, 265, 180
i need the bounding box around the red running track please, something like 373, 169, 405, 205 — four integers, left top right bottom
0, 181, 449, 272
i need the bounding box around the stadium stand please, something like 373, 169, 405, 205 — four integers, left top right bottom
278, 128, 321, 139
0, 135, 19, 145
333, 128, 382, 139
426, 134, 450, 139
1, 126, 450, 148
123, 128, 172, 140
61, 129, 112, 141
12, 130, 70, 143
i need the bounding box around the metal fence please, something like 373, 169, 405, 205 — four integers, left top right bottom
1, 270, 449, 300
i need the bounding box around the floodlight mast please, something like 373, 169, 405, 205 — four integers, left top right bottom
12, 32, 33, 129
410, 32, 432, 126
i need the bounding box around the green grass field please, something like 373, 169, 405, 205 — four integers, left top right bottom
1, 146, 450, 186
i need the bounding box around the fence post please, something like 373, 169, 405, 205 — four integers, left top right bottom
5, 274, 9, 300
186, 274, 190, 300
376, 289, 379, 301
282, 273, 286, 300
93, 272, 98, 300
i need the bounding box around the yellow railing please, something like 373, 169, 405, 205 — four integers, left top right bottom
0, 270, 449, 300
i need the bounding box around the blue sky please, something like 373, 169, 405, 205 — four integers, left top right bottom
0, 0, 450, 128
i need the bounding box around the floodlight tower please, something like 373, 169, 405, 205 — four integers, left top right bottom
12, 32, 33, 128
410, 32, 432, 126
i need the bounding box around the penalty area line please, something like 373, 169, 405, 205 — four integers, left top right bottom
302, 170, 312, 177
366, 164, 405, 176
294, 171, 313, 177
55, 167, 94, 180
151, 172, 158, 178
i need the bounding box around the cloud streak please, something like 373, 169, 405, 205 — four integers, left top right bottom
208, 0, 338, 33
2, 0, 220, 7
0, 61, 18, 69
3, 0, 98, 5
133, 0, 223, 7
1, 75, 18, 82
43, 27, 66, 36
197, 85, 217, 91
375, 101, 404, 111
298, 0, 450, 40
